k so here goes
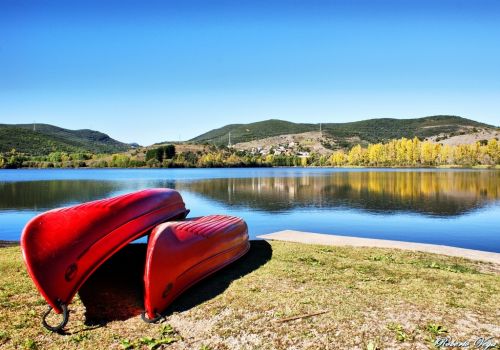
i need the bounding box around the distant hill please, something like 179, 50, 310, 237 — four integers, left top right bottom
0, 123, 130, 155
190, 120, 317, 145
190, 116, 497, 147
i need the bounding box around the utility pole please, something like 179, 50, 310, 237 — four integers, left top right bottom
228, 132, 232, 148
33, 121, 36, 132
319, 123, 322, 137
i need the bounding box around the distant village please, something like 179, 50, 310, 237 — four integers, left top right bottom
227, 141, 310, 158
227, 131, 314, 158
246, 143, 310, 158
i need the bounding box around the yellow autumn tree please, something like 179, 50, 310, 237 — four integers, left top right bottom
329, 151, 347, 166
348, 144, 364, 165
487, 139, 500, 164
367, 143, 384, 166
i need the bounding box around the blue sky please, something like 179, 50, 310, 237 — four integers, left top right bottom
0, 0, 499, 145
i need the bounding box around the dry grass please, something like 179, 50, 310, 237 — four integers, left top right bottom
1, 241, 499, 350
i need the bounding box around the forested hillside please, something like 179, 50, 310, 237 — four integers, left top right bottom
0, 124, 130, 155
190, 115, 495, 146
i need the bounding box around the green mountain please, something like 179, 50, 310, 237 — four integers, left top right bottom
190, 120, 317, 145
0, 123, 130, 155
190, 115, 496, 146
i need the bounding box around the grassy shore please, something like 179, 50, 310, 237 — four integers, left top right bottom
1, 241, 499, 350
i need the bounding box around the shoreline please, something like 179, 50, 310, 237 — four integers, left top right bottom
4, 233, 499, 264
2, 164, 500, 170
259, 231, 500, 265
0, 240, 19, 248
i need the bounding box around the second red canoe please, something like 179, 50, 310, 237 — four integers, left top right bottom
143, 215, 250, 321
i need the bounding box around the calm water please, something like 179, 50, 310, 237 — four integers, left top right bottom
0, 168, 499, 252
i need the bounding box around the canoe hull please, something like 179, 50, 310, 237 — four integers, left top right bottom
144, 215, 250, 319
21, 188, 188, 313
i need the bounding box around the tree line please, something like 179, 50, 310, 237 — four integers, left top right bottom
1, 138, 499, 169
328, 137, 500, 167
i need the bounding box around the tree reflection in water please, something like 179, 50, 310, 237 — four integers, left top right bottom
178, 171, 500, 216
0, 170, 499, 216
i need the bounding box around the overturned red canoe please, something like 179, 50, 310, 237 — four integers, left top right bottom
143, 215, 249, 321
21, 188, 188, 331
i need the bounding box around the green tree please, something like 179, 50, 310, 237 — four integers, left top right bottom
146, 145, 176, 162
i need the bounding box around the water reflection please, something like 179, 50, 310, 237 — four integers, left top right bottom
0, 171, 499, 216
0, 180, 121, 211
179, 171, 500, 216
0, 179, 181, 211
0, 169, 499, 251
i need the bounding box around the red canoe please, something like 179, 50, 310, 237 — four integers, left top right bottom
143, 215, 250, 321
21, 188, 188, 331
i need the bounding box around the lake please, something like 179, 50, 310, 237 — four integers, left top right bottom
0, 168, 499, 252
